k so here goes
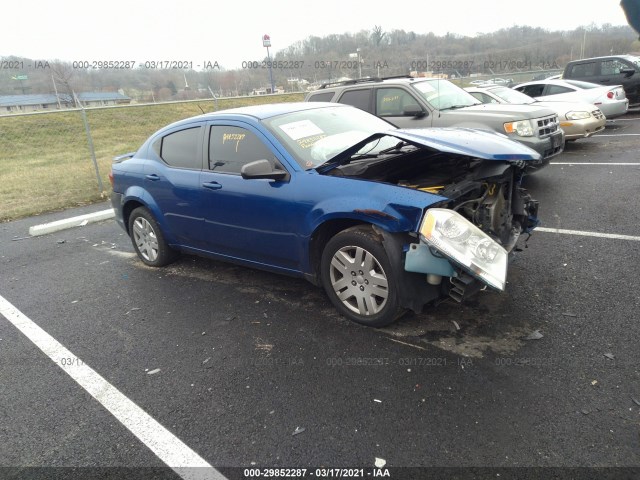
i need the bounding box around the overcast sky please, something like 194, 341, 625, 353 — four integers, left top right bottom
1, 0, 633, 69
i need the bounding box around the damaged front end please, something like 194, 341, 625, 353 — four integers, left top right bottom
324, 128, 540, 310
405, 159, 539, 303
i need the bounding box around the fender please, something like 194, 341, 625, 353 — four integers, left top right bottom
121, 186, 181, 246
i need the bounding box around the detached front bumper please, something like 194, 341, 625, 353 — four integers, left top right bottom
403, 209, 511, 303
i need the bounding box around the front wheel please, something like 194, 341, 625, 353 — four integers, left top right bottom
128, 207, 177, 267
321, 226, 404, 327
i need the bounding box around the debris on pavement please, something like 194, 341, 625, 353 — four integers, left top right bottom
591, 380, 598, 386
452, 320, 461, 331
292, 427, 305, 436
374, 399, 382, 403
202, 357, 211, 365
147, 368, 161, 375
562, 312, 577, 318
524, 330, 544, 340
603, 353, 615, 360
375, 458, 386, 468
56, 239, 66, 244
632, 397, 640, 407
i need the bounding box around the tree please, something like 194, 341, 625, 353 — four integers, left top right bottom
371, 25, 386, 47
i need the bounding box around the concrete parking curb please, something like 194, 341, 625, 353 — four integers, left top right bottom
29, 209, 115, 237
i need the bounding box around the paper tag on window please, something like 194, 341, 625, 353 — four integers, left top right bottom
279, 120, 324, 141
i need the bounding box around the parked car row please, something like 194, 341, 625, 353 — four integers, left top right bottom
562, 54, 640, 106
512, 79, 628, 119
465, 84, 607, 141
306, 76, 564, 172
306, 72, 629, 154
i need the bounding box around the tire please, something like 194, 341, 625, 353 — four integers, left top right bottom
128, 207, 178, 267
321, 226, 404, 327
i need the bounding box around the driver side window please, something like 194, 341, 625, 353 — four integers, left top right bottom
208, 126, 276, 174
376, 88, 417, 116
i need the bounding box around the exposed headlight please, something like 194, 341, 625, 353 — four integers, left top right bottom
565, 111, 591, 120
419, 209, 508, 291
504, 120, 534, 137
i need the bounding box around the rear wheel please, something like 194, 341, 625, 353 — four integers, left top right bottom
321, 226, 404, 327
128, 207, 177, 267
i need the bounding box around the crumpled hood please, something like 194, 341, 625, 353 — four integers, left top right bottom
317, 127, 541, 172
391, 128, 542, 160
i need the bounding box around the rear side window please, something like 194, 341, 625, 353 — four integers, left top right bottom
159, 127, 202, 169
545, 85, 573, 95
307, 92, 335, 102
518, 84, 545, 97
209, 126, 275, 174
568, 62, 597, 77
338, 89, 372, 112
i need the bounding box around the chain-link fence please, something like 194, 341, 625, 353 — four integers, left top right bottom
0, 93, 304, 222
1, 68, 563, 222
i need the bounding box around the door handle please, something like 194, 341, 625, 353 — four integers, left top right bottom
145, 174, 161, 181
202, 181, 222, 190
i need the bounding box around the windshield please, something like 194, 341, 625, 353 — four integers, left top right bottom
412, 79, 481, 110
622, 55, 640, 69
263, 105, 399, 169
489, 86, 535, 104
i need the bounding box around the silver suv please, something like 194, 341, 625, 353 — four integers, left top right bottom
305, 76, 564, 171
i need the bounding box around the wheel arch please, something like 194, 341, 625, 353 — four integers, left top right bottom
309, 219, 444, 314
122, 199, 146, 235
306, 219, 373, 286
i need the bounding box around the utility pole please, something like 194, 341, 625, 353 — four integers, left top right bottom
263, 34, 275, 94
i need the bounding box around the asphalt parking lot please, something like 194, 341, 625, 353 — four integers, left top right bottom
1, 113, 639, 480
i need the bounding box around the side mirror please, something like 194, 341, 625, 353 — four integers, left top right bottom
241, 159, 289, 181
403, 104, 427, 118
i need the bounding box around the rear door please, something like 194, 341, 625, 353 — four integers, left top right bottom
336, 88, 374, 114
143, 123, 204, 247
597, 58, 639, 102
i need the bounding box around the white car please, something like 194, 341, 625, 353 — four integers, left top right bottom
513, 79, 628, 118
465, 85, 606, 141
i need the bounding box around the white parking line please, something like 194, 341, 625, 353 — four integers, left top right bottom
550, 162, 640, 166
536, 227, 640, 242
0, 294, 225, 480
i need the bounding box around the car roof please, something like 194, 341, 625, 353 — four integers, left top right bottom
198, 101, 349, 121
567, 54, 639, 63
318, 76, 441, 90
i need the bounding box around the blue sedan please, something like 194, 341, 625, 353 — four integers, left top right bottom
110, 102, 540, 327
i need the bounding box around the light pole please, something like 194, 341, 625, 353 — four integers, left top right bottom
349, 49, 363, 78
263, 34, 275, 94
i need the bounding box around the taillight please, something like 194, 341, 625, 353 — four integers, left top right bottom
108, 170, 114, 188
607, 91, 614, 99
